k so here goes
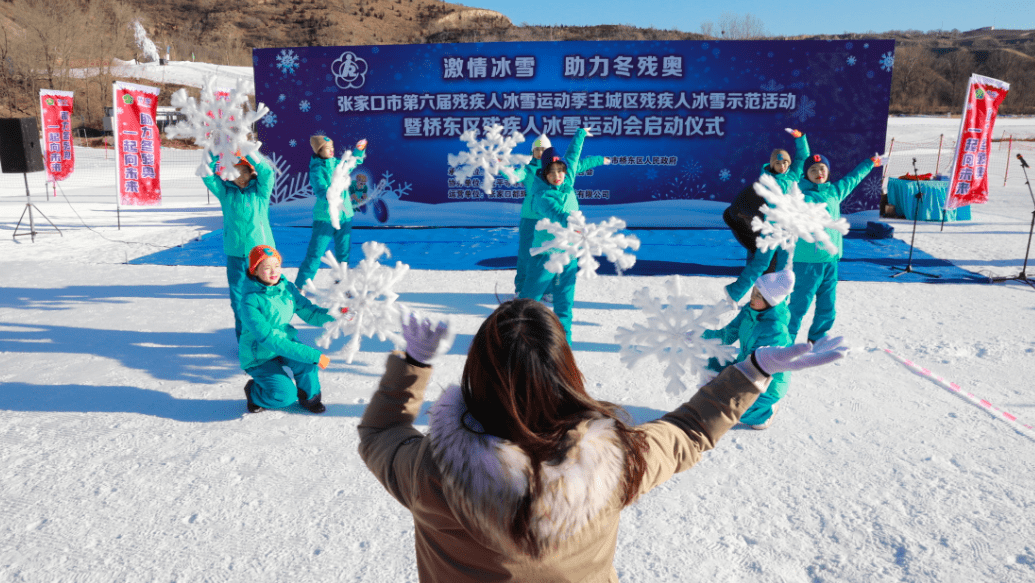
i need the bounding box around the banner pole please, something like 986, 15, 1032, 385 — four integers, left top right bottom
935, 134, 944, 175
1004, 136, 1013, 187
113, 81, 121, 230
883, 138, 894, 180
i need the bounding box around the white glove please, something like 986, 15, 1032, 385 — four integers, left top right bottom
811, 335, 848, 356
400, 311, 453, 364
603, 157, 611, 165
753, 337, 848, 375
583, 127, 594, 137
722, 286, 738, 311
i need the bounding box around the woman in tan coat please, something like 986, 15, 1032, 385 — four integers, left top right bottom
358, 299, 846, 582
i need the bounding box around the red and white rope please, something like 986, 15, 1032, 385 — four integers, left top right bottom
884, 348, 1034, 436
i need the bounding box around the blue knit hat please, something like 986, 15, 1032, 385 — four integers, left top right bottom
539, 147, 566, 173
804, 153, 831, 174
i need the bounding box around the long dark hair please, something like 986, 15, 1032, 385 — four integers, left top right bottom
460, 299, 648, 555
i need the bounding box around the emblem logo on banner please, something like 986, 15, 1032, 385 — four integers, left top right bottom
333, 52, 368, 89
39, 89, 75, 182
113, 81, 162, 206
946, 74, 1010, 209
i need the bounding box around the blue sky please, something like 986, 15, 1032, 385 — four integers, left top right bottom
465, 0, 1034, 37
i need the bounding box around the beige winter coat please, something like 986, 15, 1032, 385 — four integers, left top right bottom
358, 352, 770, 582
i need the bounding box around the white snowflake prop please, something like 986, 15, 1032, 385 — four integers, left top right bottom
530, 211, 641, 278
166, 76, 269, 181
325, 143, 367, 229
750, 173, 849, 255
447, 124, 532, 195
615, 277, 738, 395
302, 241, 409, 364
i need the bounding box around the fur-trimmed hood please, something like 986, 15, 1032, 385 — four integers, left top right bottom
428, 384, 626, 555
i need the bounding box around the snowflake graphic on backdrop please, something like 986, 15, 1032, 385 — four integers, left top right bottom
261, 113, 277, 128
760, 78, 784, 92
718, 168, 732, 181
684, 159, 703, 181
880, 52, 894, 72
793, 95, 817, 123
277, 94, 286, 103
846, 56, 857, 66
276, 49, 300, 75
843, 175, 884, 214
657, 174, 708, 201
288, 139, 297, 147
645, 168, 659, 181
268, 151, 311, 204
299, 100, 311, 112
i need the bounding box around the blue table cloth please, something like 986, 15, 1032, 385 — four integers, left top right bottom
887, 178, 971, 221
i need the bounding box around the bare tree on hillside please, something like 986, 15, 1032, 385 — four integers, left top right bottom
891, 47, 946, 114
700, 12, 768, 40
937, 49, 976, 103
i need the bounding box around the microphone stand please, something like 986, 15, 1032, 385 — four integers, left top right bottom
891, 158, 940, 278
991, 154, 1035, 289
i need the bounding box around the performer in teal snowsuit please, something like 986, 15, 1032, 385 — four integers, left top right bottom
295, 136, 367, 289
519, 128, 609, 343
706, 270, 795, 428
788, 152, 880, 342
512, 134, 550, 297
201, 152, 276, 341
240, 245, 334, 414
724, 129, 809, 303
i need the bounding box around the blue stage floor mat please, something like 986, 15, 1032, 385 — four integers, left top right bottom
131, 226, 984, 283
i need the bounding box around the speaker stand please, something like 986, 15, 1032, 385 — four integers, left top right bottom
13, 173, 62, 242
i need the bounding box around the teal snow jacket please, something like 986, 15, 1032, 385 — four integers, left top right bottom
201, 153, 276, 258
238, 275, 334, 371
312, 148, 367, 224
704, 302, 792, 399
530, 129, 608, 249
767, 133, 810, 192
793, 158, 876, 263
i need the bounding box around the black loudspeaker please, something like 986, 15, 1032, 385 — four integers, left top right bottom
0, 117, 46, 174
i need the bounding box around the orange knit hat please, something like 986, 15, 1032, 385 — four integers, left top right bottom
248, 245, 282, 275
233, 150, 255, 173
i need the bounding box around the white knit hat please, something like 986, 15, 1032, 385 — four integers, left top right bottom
532, 134, 551, 149
755, 269, 795, 306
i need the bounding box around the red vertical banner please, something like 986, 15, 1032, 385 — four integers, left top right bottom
113, 81, 162, 206
946, 74, 1010, 209
39, 89, 75, 182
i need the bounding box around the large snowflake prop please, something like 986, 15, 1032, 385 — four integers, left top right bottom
447, 124, 532, 195
326, 142, 367, 229
530, 211, 641, 278
615, 277, 738, 395
166, 76, 269, 181
302, 241, 409, 364
750, 173, 848, 255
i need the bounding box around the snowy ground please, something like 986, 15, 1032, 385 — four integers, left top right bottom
3, 99, 1035, 581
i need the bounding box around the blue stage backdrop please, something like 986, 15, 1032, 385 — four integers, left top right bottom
253, 39, 894, 227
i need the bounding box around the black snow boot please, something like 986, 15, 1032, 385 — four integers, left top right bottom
298, 389, 326, 414
244, 380, 264, 413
